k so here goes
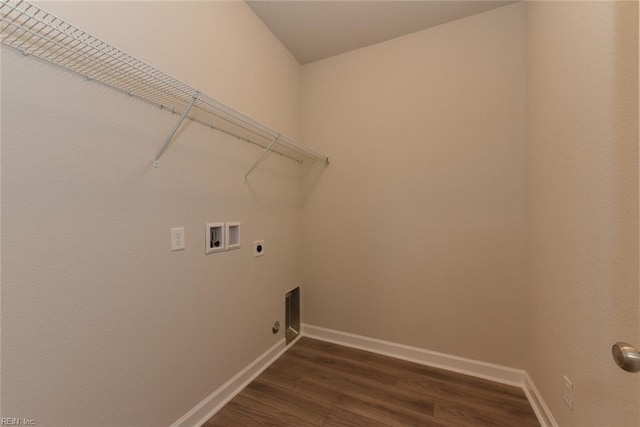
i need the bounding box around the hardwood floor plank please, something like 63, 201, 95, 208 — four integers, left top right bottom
299, 338, 419, 375
397, 369, 538, 421
275, 347, 438, 411
334, 394, 453, 427
282, 341, 436, 425
398, 368, 539, 425
253, 359, 302, 391
204, 337, 540, 427
205, 394, 317, 427
437, 381, 538, 422
398, 370, 528, 404
286, 341, 399, 385
203, 407, 252, 427
294, 371, 436, 415
241, 377, 331, 425
434, 398, 538, 427
398, 362, 525, 400
322, 407, 392, 427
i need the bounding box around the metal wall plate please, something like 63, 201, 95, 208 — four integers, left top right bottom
285, 287, 300, 345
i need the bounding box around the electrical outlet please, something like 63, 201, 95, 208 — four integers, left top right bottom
171, 227, 185, 251
253, 240, 265, 257
563, 375, 573, 410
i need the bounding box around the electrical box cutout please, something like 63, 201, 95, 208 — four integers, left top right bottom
206, 223, 225, 254
285, 287, 300, 345
226, 222, 241, 250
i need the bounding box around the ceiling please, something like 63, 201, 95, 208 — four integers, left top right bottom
246, 1, 517, 65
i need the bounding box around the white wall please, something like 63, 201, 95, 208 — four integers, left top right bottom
3, 1, 639, 425
1, 1, 303, 425
525, 1, 639, 426
300, 3, 527, 368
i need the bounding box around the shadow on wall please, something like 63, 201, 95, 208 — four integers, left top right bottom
300, 157, 330, 206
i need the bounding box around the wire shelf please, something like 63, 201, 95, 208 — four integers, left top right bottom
0, 0, 329, 170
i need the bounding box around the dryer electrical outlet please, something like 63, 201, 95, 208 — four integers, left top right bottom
253, 240, 265, 257
206, 223, 225, 254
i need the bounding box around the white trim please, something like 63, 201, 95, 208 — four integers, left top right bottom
171, 335, 301, 427
524, 372, 559, 427
302, 324, 525, 387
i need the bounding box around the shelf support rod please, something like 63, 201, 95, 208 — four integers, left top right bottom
153, 92, 199, 167
243, 134, 280, 183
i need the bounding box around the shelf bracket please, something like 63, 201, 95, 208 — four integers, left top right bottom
153, 92, 199, 168
243, 134, 280, 183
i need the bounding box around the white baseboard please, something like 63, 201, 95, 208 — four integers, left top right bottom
524, 372, 559, 427
302, 323, 556, 427
171, 335, 301, 427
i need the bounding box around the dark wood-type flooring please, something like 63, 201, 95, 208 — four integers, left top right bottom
204, 337, 540, 426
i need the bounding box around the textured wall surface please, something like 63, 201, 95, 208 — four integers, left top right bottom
525, 1, 639, 426
1, 2, 303, 425
300, 3, 527, 368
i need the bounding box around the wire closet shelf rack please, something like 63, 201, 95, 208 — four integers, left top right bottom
0, 0, 329, 178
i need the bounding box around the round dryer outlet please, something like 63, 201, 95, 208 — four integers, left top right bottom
253, 240, 265, 257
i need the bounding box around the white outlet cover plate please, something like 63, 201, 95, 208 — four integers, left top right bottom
253, 240, 265, 257
171, 227, 185, 251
